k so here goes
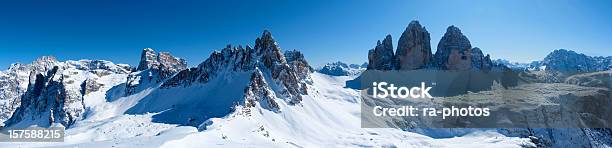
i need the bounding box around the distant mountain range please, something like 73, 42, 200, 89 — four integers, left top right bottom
493, 49, 612, 72
0, 21, 610, 147
317, 61, 367, 76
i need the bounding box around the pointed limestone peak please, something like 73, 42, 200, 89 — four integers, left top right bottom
255, 30, 286, 67
446, 25, 461, 34
396, 20, 432, 70
382, 34, 393, 49
407, 20, 424, 30
158, 51, 187, 72
434, 25, 473, 70
137, 48, 160, 71
255, 30, 277, 51
367, 35, 395, 70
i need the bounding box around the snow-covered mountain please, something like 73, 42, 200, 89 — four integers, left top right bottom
542, 49, 611, 73
495, 49, 612, 72
0, 30, 538, 147
3, 58, 132, 128
492, 59, 542, 71
493, 49, 612, 85
317, 61, 367, 76
1, 27, 609, 147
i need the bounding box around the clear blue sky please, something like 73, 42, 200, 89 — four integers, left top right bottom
1, 0, 611, 70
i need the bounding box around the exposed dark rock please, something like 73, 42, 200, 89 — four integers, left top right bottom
367, 35, 395, 70
6, 66, 85, 127
81, 78, 103, 95
161, 30, 309, 105
244, 68, 279, 111
126, 48, 187, 95
433, 26, 473, 70
396, 20, 432, 70
284, 50, 313, 82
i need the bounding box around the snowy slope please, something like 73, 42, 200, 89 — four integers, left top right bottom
2, 72, 532, 147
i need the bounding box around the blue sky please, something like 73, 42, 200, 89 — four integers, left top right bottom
0, 0, 611, 69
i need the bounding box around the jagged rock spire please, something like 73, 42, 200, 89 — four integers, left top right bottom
137, 48, 159, 71
161, 30, 310, 106
256, 30, 286, 67
396, 20, 432, 70
434, 25, 473, 70
367, 35, 395, 70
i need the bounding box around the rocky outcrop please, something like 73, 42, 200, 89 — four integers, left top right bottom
367, 35, 395, 70
125, 48, 187, 95
161, 30, 310, 105
0, 56, 62, 125
433, 26, 473, 70
244, 68, 279, 111
470, 47, 493, 71
366, 22, 495, 71
565, 70, 612, 88
1, 56, 131, 127
81, 78, 103, 95
396, 21, 432, 70
284, 49, 313, 81
137, 48, 159, 71
6, 66, 85, 127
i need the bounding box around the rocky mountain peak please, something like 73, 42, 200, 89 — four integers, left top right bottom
30, 56, 60, 74
135, 48, 186, 73
365, 22, 496, 71
543, 49, 611, 73
396, 20, 432, 70
255, 30, 286, 67
284, 50, 313, 80
125, 48, 187, 95
161, 30, 309, 105
137, 48, 159, 71
434, 25, 474, 70
470, 47, 493, 70
367, 35, 395, 70
158, 52, 187, 73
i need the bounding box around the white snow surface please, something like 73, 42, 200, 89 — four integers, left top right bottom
1, 72, 532, 147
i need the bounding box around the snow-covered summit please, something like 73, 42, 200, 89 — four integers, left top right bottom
161, 30, 311, 105
318, 61, 366, 76
1, 56, 131, 127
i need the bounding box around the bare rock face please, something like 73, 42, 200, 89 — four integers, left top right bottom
81, 78, 103, 95
126, 48, 187, 95
396, 20, 432, 70
0, 56, 60, 125
434, 26, 473, 70
158, 52, 188, 74
367, 35, 395, 70
244, 68, 279, 111
161, 30, 310, 105
6, 66, 85, 127
284, 49, 313, 82
137, 48, 187, 74
137, 48, 159, 71
470, 47, 493, 71
0, 56, 132, 126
